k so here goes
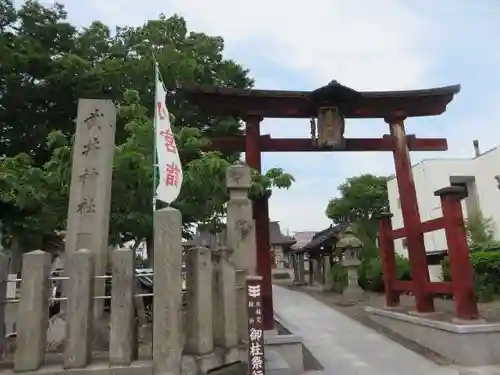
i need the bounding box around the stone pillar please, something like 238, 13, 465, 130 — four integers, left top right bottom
292, 254, 299, 283
297, 253, 306, 284
323, 255, 333, 291
64, 249, 94, 369
109, 248, 136, 365
343, 266, 364, 302
64, 99, 117, 317
308, 259, 313, 285
185, 247, 214, 355
319, 257, 326, 284
14, 250, 51, 372
226, 163, 256, 342
153, 208, 183, 375
212, 248, 238, 349
313, 259, 322, 284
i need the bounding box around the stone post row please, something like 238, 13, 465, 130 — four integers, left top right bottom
14, 247, 140, 373
15, 250, 51, 372
109, 248, 137, 365
153, 208, 183, 375
185, 246, 214, 356
64, 249, 94, 369
212, 248, 238, 356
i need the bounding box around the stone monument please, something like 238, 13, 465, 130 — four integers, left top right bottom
64, 99, 117, 315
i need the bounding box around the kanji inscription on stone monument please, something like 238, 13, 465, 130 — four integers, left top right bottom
65, 99, 117, 317
83, 108, 105, 130
79, 168, 99, 185
81, 136, 101, 156
246, 276, 266, 375
76, 197, 96, 215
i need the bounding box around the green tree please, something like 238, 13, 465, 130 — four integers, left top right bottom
1, 0, 251, 162
465, 212, 500, 252
325, 174, 389, 245
1, 90, 294, 265
0, 1, 294, 267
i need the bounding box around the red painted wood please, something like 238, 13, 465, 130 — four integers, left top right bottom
245, 117, 262, 169
427, 282, 454, 295
378, 214, 400, 306
439, 193, 479, 320
392, 217, 445, 239
209, 136, 448, 152
244, 116, 275, 331
393, 281, 454, 294
181, 85, 458, 119
393, 280, 413, 292
388, 118, 434, 313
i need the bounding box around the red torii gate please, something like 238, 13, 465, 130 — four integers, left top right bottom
178, 82, 461, 330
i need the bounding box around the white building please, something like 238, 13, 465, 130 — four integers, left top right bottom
387, 143, 500, 264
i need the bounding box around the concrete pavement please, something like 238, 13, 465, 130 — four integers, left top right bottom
273, 285, 465, 375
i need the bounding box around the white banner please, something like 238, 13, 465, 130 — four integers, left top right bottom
154, 65, 183, 204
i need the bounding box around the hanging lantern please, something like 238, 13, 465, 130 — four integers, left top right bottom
317, 106, 345, 148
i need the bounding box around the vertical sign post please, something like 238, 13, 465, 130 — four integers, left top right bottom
246, 276, 266, 375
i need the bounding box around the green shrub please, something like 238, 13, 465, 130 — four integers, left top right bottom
441, 251, 500, 302
327, 263, 348, 293
358, 254, 412, 292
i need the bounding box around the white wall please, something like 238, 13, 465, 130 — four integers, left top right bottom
387, 147, 500, 257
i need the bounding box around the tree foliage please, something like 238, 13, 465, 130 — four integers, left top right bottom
0, 0, 294, 263
325, 174, 390, 244
465, 212, 500, 252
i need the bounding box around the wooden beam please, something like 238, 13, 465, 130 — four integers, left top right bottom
392, 217, 445, 239
178, 84, 460, 118
208, 135, 448, 152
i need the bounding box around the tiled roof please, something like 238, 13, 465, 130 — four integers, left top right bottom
269, 221, 296, 245
302, 224, 347, 250
291, 231, 317, 250
192, 221, 296, 248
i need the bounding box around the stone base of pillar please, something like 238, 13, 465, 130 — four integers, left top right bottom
264, 328, 278, 337
342, 288, 364, 303
341, 263, 363, 302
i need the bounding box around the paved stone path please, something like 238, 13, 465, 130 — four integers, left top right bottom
273, 285, 461, 375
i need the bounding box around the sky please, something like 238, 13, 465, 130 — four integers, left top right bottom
34, 0, 500, 233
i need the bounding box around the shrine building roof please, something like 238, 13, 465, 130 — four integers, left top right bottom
175, 82, 460, 119
293, 223, 348, 255
269, 221, 296, 247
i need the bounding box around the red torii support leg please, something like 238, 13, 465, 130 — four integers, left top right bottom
377, 212, 400, 307
435, 187, 479, 320
245, 115, 275, 331
387, 117, 434, 313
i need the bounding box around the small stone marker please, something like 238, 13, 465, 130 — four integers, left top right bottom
246, 276, 266, 375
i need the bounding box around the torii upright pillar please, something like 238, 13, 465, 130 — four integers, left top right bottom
245, 115, 275, 331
